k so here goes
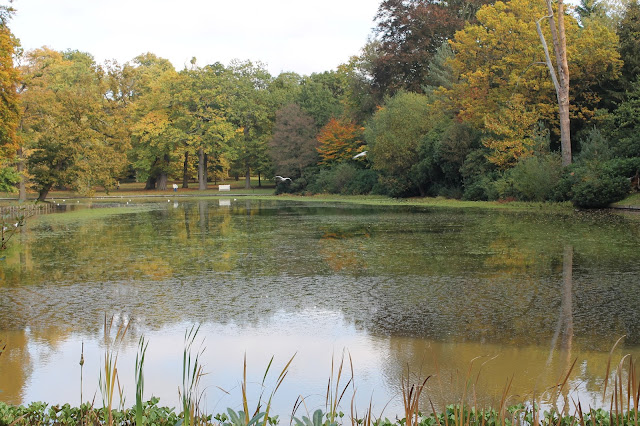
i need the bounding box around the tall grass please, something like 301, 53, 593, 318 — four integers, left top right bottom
326, 350, 354, 425
4, 329, 640, 425
135, 336, 148, 426
179, 324, 206, 426
247, 353, 296, 426
99, 314, 130, 426
401, 366, 430, 426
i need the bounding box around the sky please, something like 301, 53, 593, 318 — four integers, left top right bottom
10, 0, 381, 76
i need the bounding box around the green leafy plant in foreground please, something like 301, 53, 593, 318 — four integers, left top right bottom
2, 332, 639, 425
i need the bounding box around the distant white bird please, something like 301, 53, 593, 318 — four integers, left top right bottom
352, 151, 368, 159
275, 175, 292, 183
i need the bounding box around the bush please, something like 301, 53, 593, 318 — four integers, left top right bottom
571, 174, 630, 208
602, 157, 640, 178
306, 164, 378, 195
463, 175, 498, 201
507, 153, 563, 201
275, 177, 308, 194
554, 157, 633, 208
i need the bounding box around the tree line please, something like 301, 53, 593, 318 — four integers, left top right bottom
0, 0, 639, 206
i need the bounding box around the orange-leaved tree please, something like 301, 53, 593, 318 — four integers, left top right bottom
316, 118, 364, 165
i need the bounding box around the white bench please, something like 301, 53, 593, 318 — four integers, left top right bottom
218, 184, 231, 191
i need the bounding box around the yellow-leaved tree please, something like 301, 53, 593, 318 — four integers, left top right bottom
446, 0, 621, 166
0, 4, 20, 192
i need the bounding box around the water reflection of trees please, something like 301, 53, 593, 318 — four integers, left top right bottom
1, 202, 640, 407
379, 243, 635, 412
2, 204, 640, 343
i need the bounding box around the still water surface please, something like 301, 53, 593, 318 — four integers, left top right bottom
1, 199, 640, 416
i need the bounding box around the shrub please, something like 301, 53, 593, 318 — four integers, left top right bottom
507, 153, 563, 201
307, 164, 378, 195
571, 174, 630, 208
462, 175, 498, 201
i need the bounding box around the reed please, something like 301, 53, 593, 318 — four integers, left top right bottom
99, 314, 130, 426
326, 350, 354, 425
135, 336, 148, 426
254, 354, 296, 426
401, 364, 430, 426
179, 324, 206, 426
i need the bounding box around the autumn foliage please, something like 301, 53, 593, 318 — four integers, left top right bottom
316, 118, 364, 165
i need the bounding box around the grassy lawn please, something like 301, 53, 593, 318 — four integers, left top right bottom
613, 192, 640, 208
0, 178, 276, 205
3, 177, 639, 211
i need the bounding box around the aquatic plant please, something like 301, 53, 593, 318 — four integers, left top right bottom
135, 336, 149, 426
401, 367, 430, 426
220, 353, 296, 426
2, 332, 639, 426
179, 324, 206, 426
99, 314, 130, 426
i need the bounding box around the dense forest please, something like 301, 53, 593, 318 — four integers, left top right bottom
0, 0, 639, 207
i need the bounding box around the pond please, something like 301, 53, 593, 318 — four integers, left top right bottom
1, 198, 640, 418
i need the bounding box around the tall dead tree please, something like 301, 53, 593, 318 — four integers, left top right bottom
536, 0, 572, 166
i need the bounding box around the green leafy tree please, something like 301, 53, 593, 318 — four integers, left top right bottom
607, 78, 640, 157
297, 71, 346, 129
339, 41, 380, 123
225, 60, 274, 188
268, 72, 302, 111
365, 91, 434, 196
0, 3, 20, 193
618, 0, 640, 88
127, 53, 181, 190
21, 48, 130, 200
173, 62, 235, 190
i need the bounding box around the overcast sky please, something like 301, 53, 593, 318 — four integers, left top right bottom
10, 0, 381, 76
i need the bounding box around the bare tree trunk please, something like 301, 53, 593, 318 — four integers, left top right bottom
37, 184, 52, 202
157, 172, 168, 190
198, 147, 207, 190
258, 172, 262, 188
245, 161, 251, 189
537, 0, 572, 166
182, 151, 189, 189
17, 147, 26, 202
243, 126, 252, 189
144, 176, 156, 190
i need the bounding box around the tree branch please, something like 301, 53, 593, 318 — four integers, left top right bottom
535, 16, 561, 94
